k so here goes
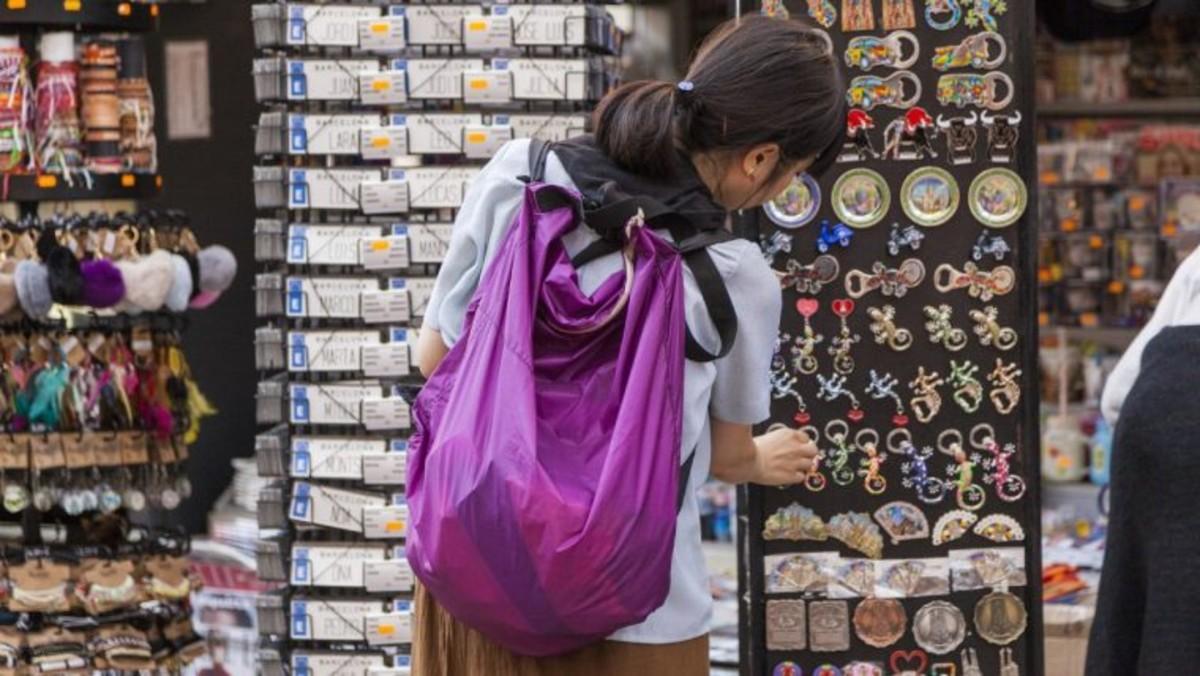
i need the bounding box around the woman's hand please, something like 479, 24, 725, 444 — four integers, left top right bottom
752, 426, 819, 486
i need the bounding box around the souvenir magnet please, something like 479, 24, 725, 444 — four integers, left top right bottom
770, 353, 808, 417
932, 32, 1007, 71
824, 419, 858, 486
867, 305, 914, 351
845, 31, 920, 71
809, 600, 852, 652
909, 366, 946, 423
974, 591, 1027, 646
974, 514, 1025, 543
842, 0, 875, 31
841, 109, 880, 162
828, 512, 884, 559
934, 262, 1016, 301
974, 424, 1027, 501
818, 373, 863, 422
791, 299, 824, 374
972, 231, 1010, 261
970, 168, 1027, 227
762, 231, 794, 262
762, 0, 791, 18
938, 113, 980, 165
890, 650, 929, 676
945, 443, 987, 511
987, 359, 1022, 415
808, 0, 838, 28
970, 306, 1018, 350
912, 601, 967, 655
845, 260, 926, 299
924, 304, 968, 352
774, 661, 804, 676
766, 173, 822, 229
932, 510, 977, 546
845, 663, 884, 676
847, 72, 921, 111
936, 73, 1014, 111
882, 0, 917, 29
872, 501, 929, 544
764, 503, 829, 542
982, 111, 1021, 162
780, 255, 841, 295
828, 299, 861, 375
833, 168, 890, 228
925, 0, 963, 30
883, 107, 940, 161
882, 560, 926, 598
888, 223, 925, 256
901, 167, 959, 226
814, 666, 843, 676
768, 554, 828, 594
767, 600, 808, 651
893, 428, 947, 503
857, 437, 888, 494
964, 0, 1008, 31
854, 598, 907, 649
866, 369, 909, 426
837, 559, 876, 597
817, 220, 855, 253
932, 665, 958, 676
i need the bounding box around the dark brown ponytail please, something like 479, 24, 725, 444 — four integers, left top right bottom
594, 15, 846, 180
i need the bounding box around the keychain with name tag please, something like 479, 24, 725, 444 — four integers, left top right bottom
288, 114, 381, 155
359, 179, 410, 216
360, 127, 409, 160
359, 16, 407, 51
288, 225, 379, 266
364, 557, 414, 593
293, 652, 387, 676
401, 59, 482, 100
365, 607, 413, 646
361, 396, 411, 432
360, 287, 411, 325
361, 342, 411, 378
506, 58, 589, 101
501, 113, 590, 142
289, 481, 389, 534
399, 6, 478, 45
463, 124, 513, 159
363, 501, 409, 539
361, 446, 408, 486
359, 71, 408, 106
406, 224, 452, 264
288, 330, 381, 373
463, 69, 513, 105
291, 543, 388, 588
463, 14, 514, 51
291, 436, 388, 480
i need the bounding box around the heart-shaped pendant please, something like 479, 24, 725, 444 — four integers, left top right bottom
796, 298, 820, 319
794, 411, 812, 425
832, 298, 856, 318
890, 649, 929, 676
848, 408, 866, 422
893, 414, 910, 427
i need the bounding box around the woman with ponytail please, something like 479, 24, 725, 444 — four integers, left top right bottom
413, 15, 845, 676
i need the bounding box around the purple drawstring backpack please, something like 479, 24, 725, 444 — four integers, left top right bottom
407, 140, 737, 657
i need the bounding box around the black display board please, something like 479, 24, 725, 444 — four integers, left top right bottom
738, 1, 1043, 674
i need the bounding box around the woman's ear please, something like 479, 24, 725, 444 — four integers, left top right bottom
741, 143, 781, 179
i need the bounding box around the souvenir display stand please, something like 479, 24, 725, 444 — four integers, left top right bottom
248, 4, 626, 675
739, 2, 1043, 675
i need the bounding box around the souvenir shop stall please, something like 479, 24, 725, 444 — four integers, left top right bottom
0, 1, 237, 672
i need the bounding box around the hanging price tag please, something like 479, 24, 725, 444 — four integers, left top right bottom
359, 16, 407, 51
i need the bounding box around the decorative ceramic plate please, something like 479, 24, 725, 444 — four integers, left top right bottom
900, 166, 960, 227
969, 168, 1028, 228
764, 173, 821, 229
832, 168, 891, 229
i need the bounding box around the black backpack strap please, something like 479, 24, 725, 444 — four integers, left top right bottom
522, 137, 552, 184
676, 448, 697, 514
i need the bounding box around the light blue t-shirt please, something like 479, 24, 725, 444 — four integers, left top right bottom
423, 139, 782, 644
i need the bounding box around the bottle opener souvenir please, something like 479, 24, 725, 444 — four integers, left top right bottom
829, 512, 884, 559
854, 598, 907, 648
810, 600, 852, 652
970, 306, 1018, 350
842, 0, 876, 31
868, 305, 914, 351
972, 231, 1010, 261
969, 168, 1027, 227
855, 429, 888, 494
964, 0, 1008, 31
774, 662, 803, 676
948, 360, 984, 413
909, 366, 946, 424
847, 72, 922, 112
765, 173, 822, 229
901, 166, 959, 225
937, 112, 980, 165
833, 168, 890, 228
823, 419, 858, 486
974, 591, 1027, 646
932, 509, 977, 546
932, 32, 1007, 71
941, 435, 987, 511
779, 255, 841, 295
845, 260, 926, 299
828, 299, 861, 375
924, 305, 968, 352
974, 514, 1025, 543
882, 0, 918, 29
845, 31, 920, 71
882, 108, 939, 161
764, 502, 829, 541
866, 370, 909, 426
925, 0, 963, 30
817, 220, 855, 253
872, 500, 929, 544
912, 601, 967, 655
937, 72, 1014, 111
972, 423, 1027, 501
841, 109, 881, 162
789, 299, 824, 374
887, 223, 925, 256
981, 111, 1021, 162
767, 600, 808, 651
819, 373, 864, 422
761, 232, 793, 262
987, 359, 1022, 414
934, 262, 1016, 301
808, 0, 838, 28
890, 650, 930, 676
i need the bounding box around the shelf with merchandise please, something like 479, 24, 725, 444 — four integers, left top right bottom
0, 172, 162, 205
0, 1, 159, 32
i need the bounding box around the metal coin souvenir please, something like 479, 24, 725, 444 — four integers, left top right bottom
932, 32, 1007, 71
841, 109, 881, 162
982, 111, 1021, 162
882, 0, 917, 29
846, 72, 922, 112
842, 0, 876, 31
845, 31, 920, 71
872, 501, 929, 544
970, 306, 1018, 350
767, 600, 808, 651
912, 601, 967, 655
987, 359, 1022, 415
937, 72, 1014, 111
764, 503, 829, 542
974, 514, 1025, 543
974, 591, 1028, 646
889, 650, 929, 676
901, 167, 959, 226
934, 262, 1016, 301
924, 305, 968, 352
810, 600, 852, 652
969, 168, 1027, 228
767, 554, 828, 594
828, 512, 884, 559
963, 0, 1008, 31
833, 168, 891, 228
924, 0, 963, 30
909, 366, 947, 424
932, 510, 977, 546
766, 173, 822, 229
938, 113, 980, 165
774, 661, 804, 676
883, 107, 940, 160
887, 223, 925, 256
853, 598, 907, 648
818, 220, 856, 253
867, 305, 914, 351
972, 231, 1010, 261
780, 255, 841, 295
844, 260, 926, 299
808, 0, 839, 27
